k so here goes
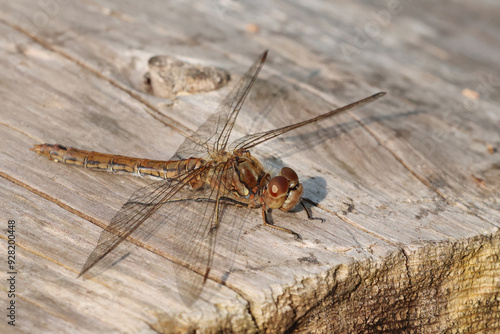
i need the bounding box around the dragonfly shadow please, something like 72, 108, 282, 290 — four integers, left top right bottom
301, 176, 328, 204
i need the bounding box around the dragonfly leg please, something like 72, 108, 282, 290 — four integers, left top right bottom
261, 207, 301, 240
301, 200, 325, 223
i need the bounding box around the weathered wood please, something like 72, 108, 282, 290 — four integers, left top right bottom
0, 0, 498, 333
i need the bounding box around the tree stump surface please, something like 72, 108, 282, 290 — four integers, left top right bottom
0, 1, 499, 333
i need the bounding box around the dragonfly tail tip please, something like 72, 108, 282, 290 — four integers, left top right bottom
30, 144, 42, 153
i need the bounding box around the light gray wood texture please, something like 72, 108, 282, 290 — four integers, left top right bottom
0, 0, 499, 333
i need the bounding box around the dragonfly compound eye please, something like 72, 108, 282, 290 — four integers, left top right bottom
280, 167, 299, 188
281, 183, 303, 212
264, 176, 288, 209
278, 166, 303, 211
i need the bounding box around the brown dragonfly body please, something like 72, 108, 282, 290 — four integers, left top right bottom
32, 143, 205, 180
33, 50, 385, 305
32, 143, 285, 210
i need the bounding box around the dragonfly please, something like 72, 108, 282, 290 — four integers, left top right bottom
32, 50, 385, 305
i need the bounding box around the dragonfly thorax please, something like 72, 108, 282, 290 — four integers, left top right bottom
228, 150, 304, 211
228, 150, 269, 202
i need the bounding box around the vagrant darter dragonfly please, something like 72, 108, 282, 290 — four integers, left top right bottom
32, 50, 385, 304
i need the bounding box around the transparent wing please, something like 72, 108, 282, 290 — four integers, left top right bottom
229, 92, 386, 151
79, 162, 248, 305
171, 186, 252, 305
78, 167, 207, 280
173, 50, 268, 159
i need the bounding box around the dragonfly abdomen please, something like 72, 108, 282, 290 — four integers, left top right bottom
31, 144, 204, 180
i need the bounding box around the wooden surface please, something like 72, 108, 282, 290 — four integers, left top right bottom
0, 0, 499, 333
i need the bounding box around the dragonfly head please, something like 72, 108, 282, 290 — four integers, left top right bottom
263, 167, 303, 211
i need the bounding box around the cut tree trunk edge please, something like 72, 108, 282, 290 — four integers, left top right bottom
284, 230, 500, 334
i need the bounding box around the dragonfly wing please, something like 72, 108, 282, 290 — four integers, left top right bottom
79, 164, 247, 305
229, 92, 386, 151
170, 161, 252, 305
171, 189, 252, 305
78, 168, 205, 279
173, 51, 268, 159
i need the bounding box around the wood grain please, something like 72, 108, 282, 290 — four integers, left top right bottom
0, 0, 498, 333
